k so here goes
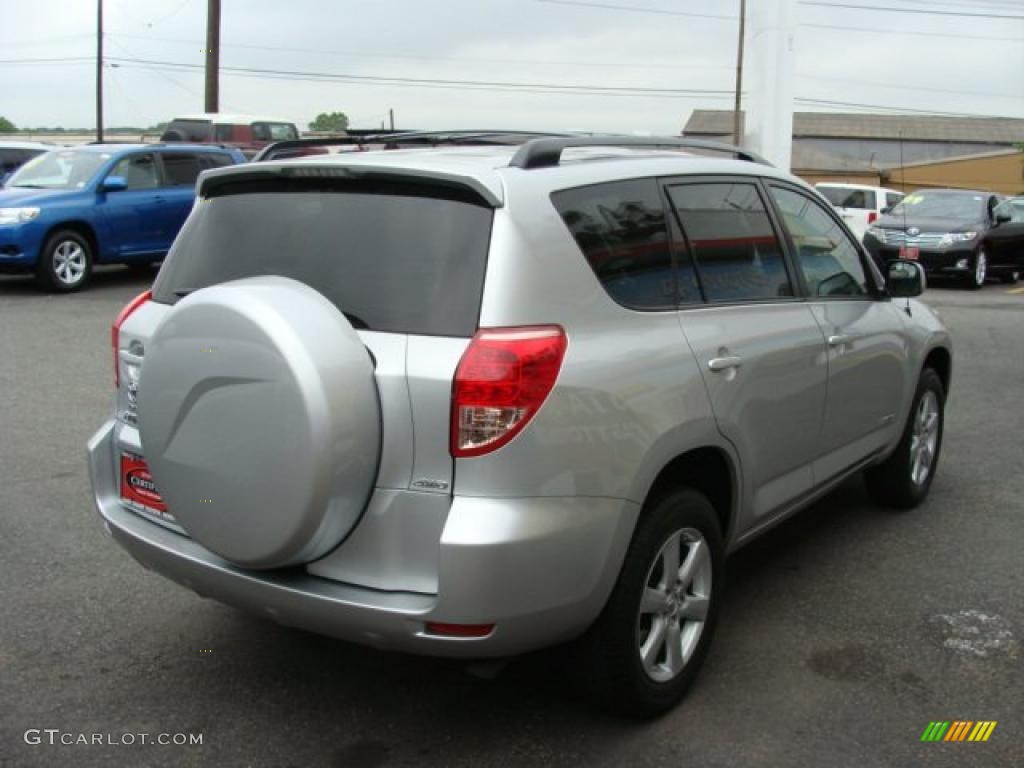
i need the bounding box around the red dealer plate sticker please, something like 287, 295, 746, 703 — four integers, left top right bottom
899, 246, 919, 260
120, 453, 168, 515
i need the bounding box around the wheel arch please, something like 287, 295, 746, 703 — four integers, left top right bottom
42, 220, 100, 261
643, 446, 738, 545
923, 345, 952, 398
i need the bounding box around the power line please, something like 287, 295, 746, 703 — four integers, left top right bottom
105, 56, 735, 96
797, 73, 1024, 100
535, 0, 734, 20
800, 1, 1024, 19
794, 97, 1014, 118
0, 57, 93, 65
799, 21, 1021, 41
106, 31, 734, 71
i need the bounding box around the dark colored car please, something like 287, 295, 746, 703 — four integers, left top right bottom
863, 188, 1023, 289
160, 114, 299, 159
0, 143, 245, 291
0, 141, 53, 185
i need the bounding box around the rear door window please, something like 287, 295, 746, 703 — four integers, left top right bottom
159, 153, 203, 187
161, 120, 212, 142
152, 177, 493, 337
551, 179, 693, 309
667, 182, 793, 302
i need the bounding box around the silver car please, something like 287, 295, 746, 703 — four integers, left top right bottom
88, 135, 952, 717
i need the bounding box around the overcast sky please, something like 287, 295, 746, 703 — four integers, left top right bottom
3, 0, 1023, 132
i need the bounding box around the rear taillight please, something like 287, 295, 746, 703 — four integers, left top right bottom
451, 325, 567, 458
112, 290, 151, 387
867, 211, 878, 225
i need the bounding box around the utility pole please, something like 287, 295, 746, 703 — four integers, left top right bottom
205, 0, 221, 112
733, 0, 745, 145
389, 108, 395, 131
96, 0, 103, 142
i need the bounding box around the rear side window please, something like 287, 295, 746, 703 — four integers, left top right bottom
551, 179, 679, 310
214, 124, 233, 142
667, 182, 792, 302
152, 178, 493, 337
199, 153, 233, 170
818, 186, 875, 210
252, 122, 298, 141
160, 153, 202, 186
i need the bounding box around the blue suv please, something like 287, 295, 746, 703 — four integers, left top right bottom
0, 143, 245, 291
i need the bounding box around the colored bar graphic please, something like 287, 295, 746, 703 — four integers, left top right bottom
922, 721, 996, 742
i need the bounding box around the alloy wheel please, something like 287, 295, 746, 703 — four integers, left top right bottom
637, 527, 712, 682
974, 251, 987, 287
910, 390, 940, 486
53, 240, 87, 286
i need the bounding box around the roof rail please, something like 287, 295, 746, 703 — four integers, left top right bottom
508, 136, 772, 169
253, 130, 579, 162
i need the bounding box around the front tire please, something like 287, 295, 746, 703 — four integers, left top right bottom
577, 488, 724, 718
35, 229, 93, 292
865, 368, 945, 509
965, 248, 987, 290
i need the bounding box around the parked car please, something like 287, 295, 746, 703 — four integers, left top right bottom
815, 182, 904, 240
863, 188, 1022, 288
160, 113, 299, 158
0, 143, 245, 291
88, 135, 952, 717
0, 140, 54, 185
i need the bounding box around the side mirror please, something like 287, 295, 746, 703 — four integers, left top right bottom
887, 259, 926, 298
994, 211, 1012, 225
880, 205, 892, 215
101, 176, 128, 192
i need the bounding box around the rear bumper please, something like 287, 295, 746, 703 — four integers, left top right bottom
88, 420, 638, 658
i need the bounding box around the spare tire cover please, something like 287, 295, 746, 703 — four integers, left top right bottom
138, 276, 380, 569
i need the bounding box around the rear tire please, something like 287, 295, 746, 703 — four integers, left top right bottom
576, 488, 724, 718
865, 368, 945, 509
35, 229, 93, 292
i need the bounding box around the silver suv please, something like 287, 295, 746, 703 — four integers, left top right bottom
88, 135, 952, 717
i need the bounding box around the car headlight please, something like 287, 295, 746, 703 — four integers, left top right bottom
0, 207, 41, 225
865, 226, 885, 242
938, 231, 977, 247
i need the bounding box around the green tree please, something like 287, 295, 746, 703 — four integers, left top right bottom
0, 116, 17, 133
308, 112, 349, 132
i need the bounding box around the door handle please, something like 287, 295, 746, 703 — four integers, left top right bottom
828, 334, 853, 347
708, 355, 743, 372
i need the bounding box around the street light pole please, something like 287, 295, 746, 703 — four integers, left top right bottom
205, 0, 221, 112
96, 0, 104, 142
734, 0, 746, 145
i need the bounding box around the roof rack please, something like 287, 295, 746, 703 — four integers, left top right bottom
508, 136, 772, 169
252, 130, 579, 162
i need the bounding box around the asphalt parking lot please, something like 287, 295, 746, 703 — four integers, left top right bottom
1, 267, 1021, 768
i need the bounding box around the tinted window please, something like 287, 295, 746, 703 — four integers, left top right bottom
152, 178, 493, 337
770, 186, 869, 298
668, 182, 792, 302
161, 120, 212, 142
0, 148, 42, 175
552, 179, 683, 309
110, 153, 158, 190
214, 124, 233, 142
885, 192, 903, 209
160, 153, 203, 186
818, 186, 875, 210
199, 153, 234, 171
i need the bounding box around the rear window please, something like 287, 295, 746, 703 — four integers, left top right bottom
818, 186, 876, 210
161, 120, 212, 142
152, 177, 493, 337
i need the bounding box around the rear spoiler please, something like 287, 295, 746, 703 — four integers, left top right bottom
196, 161, 504, 207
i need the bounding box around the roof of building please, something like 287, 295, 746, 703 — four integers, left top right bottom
683, 110, 1024, 143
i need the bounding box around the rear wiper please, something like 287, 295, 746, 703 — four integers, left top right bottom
173, 288, 195, 298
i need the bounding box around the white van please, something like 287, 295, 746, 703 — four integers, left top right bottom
816, 183, 904, 240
